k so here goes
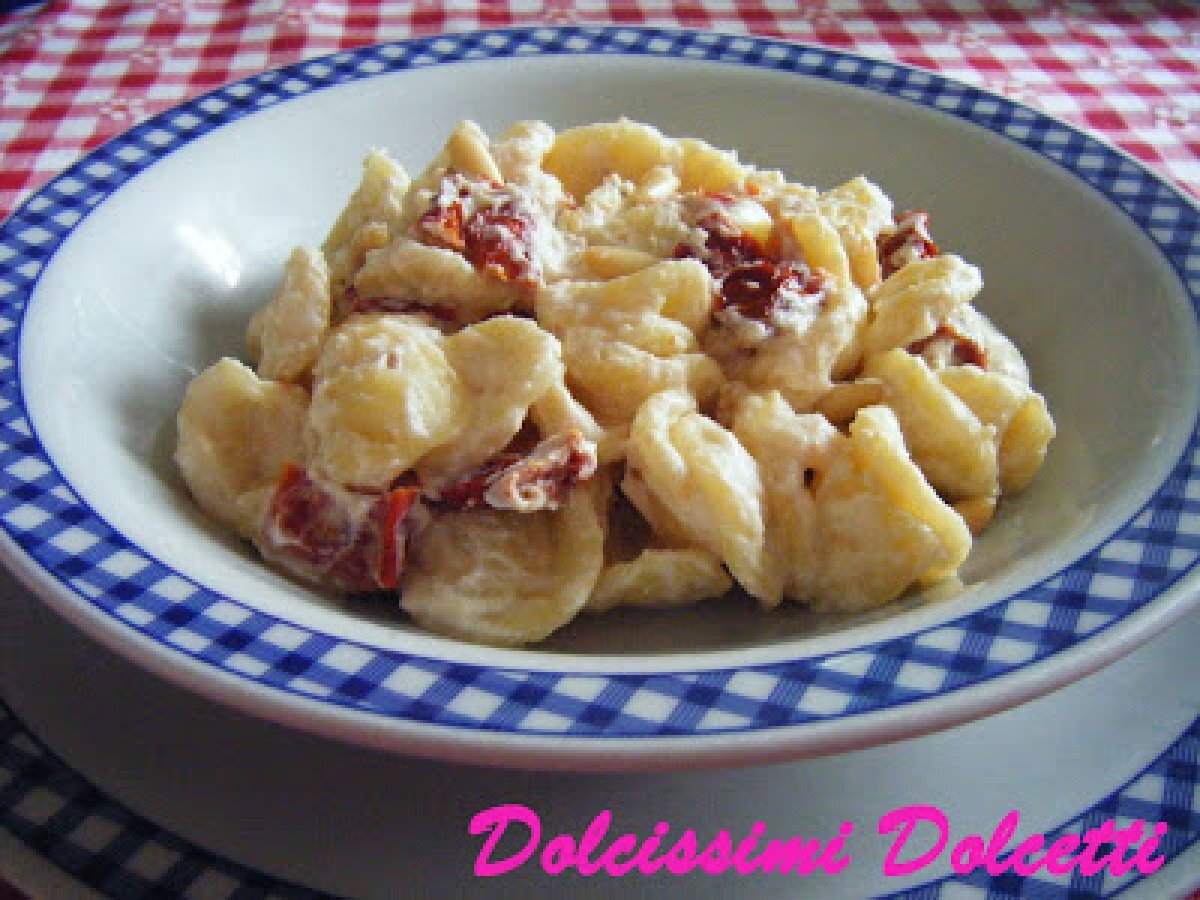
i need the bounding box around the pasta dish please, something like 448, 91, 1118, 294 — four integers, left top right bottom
175, 119, 1055, 645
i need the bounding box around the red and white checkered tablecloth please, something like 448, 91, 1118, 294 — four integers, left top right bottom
0, 0, 1198, 224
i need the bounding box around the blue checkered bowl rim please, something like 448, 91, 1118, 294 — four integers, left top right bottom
0, 27, 1197, 746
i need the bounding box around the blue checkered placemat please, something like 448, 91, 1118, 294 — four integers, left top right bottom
0, 702, 333, 900
0, 27, 1197, 747
1, 696, 1197, 898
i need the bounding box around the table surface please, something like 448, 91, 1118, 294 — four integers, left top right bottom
2, 0, 1198, 221
1, 2, 1198, 899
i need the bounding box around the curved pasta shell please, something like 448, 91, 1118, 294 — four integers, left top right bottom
560, 184, 696, 260
401, 483, 605, 645
865, 349, 999, 502
627, 390, 779, 604
849, 405, 971, 572
731, 391, 840, 602
781, 212, 853, 288
248, 246, 330, 383
537, 259, 714, 339
588, 548, 732, 613
323, 148, 411, 260
563, 334, 722, 426
444, 119, 503, 183
999, 394, 1056, 494
416, 316, 563, 487
815, 176, 893, 290
803, 405, 971, 611
545, 120, 678, 201
863, 254, 982, 356
175, 358, 308, 539
940, 365, 1056, 494
322, 149, 411, 304
308, 316, 466, 488
491, 120, 569, 205
676, 137, 747, 194
355, 240, 525, 325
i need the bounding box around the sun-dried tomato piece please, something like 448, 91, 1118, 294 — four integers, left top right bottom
268, 464, 353, 568
716, 261, 828, 328
878, 210, 939, 278
433, 453, 523, 511
368, 483, 422, 590
484, 430, 597, 512
417, 197, 467, 253
261, 464, 421, 591
674, 204, 768, 278
462, 203, 535, 284
430, 431, 598, 513
719, 261, 784, 320
907, 322, 989, 370
417, 174, 540, 286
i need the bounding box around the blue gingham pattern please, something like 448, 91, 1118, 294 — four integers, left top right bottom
1, 695, 1197, 899
886, 713, 1200, 899
0, 702, 333, 900
0, 28, 1198, 741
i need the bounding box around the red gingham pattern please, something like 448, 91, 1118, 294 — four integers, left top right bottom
0, 1, 1198, 222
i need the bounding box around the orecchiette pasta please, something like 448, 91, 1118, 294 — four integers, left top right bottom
247, 246, 330, 383
561, 331, 723, 425
543, 119, 679, 202
324, 149, 411, 260
626, 389, 780, 604
730, 391, 836, 603
176, 118, 1054, 645
813, 176, 894, 290
808, 409, 971, 611
415, 315, 562, 490
176, 358, 309, 539
401, 480, 606, 645
307, 315, 467, 489
864, 349, 999, 502
861, 254, 983, 357
588, 548, 733, 613
354, 239, 527, 324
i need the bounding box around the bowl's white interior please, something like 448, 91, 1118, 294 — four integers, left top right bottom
19, 54, 1199, 669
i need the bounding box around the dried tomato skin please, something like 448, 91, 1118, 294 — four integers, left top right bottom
674, 216, 767, 279
878, 210, 939, 278
429, 431, 597, 513
263, 464, 420, 592
718, 261, 783, 320
417, 177, 539, 286
432, 454, 522, 511
906, 323, 990, 370
487, 433, 596, 511
269, 464, 355, 569
367, 485, 420, 590
462, 204, 535, 284
716, 261, 827, 326
675, 200, 827, 332
417, 200, 467, 253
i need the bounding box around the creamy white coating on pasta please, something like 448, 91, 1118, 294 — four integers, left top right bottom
175, 118, 1055, 645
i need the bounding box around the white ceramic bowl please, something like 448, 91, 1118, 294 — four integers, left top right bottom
1, 27, 1198, 772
